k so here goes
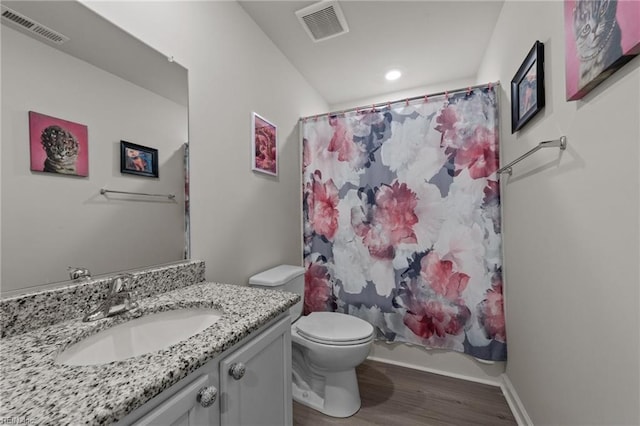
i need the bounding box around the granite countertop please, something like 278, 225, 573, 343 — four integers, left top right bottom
0, 282, 299, 425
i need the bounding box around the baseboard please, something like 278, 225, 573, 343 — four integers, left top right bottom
500, 373, 533, 426
366, 355, 501, 387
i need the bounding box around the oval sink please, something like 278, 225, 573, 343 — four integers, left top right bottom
56, 308, 222, 366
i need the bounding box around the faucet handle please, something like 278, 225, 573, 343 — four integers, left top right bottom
68, 266, 91, 281
110, 274, 134, 294
125, 290, 140, 312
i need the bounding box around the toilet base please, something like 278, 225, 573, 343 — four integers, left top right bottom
292, 368, 361, 418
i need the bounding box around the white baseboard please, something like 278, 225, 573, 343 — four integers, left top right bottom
500, 373, 533, 426
366, 355, 502, 387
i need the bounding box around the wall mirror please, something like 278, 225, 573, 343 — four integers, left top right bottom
1, 0, 189, 295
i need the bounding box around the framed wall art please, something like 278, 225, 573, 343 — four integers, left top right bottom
251, 112, 277, 176
565, 0, 640, 101
511, 41, 545, 133
29, 111, 89, 177
120, 140, 158, 178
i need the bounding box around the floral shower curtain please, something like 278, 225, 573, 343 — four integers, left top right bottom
302, 85, 506, 361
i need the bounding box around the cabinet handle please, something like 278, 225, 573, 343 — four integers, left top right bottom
229, 362, 246, 380
196, 386, 218, 407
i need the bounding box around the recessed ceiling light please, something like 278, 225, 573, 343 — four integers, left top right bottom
385, 70, 402, 81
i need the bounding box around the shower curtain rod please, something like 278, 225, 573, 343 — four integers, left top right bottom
300, 81, 500, 121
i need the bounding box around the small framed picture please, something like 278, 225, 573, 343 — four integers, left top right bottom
251, 112, 277, 176
511, 41, 545, 133
29, 111, 89, 177
120, 141, 158, 178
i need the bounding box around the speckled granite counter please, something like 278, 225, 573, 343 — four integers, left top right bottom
0, 282, 299, 425
1, 260, 206, 338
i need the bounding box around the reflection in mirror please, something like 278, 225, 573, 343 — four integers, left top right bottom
1, 1, 189, 296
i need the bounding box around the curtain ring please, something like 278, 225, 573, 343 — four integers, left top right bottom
387, 102, 391, 109
424, 95, 428, 103
467, 87, 472, 95
405, 98, 409, 106
371, 104, 376, 112
488, 82, 493, 91
445, 91, 449, 101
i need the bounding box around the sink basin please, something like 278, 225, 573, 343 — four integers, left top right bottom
56, 308, 222, 366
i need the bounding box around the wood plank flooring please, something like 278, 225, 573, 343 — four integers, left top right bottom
293, 360, 516, 426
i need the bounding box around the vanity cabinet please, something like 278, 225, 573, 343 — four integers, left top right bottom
125, 314, 292, 426
219, 314, 292, 426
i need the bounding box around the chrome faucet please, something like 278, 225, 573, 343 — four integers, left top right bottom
83, 274, 139, 322
68, 266, 91, 281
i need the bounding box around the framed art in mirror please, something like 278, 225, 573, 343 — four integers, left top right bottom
29, 111, 89, 177
251, 112, 277, 176
2, 0, 188, 295
120, 140, 159, 178
511, 41, 545, 133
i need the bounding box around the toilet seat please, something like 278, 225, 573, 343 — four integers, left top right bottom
294, 312, 374, 346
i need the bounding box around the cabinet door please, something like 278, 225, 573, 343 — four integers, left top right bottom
133, 374, 219, 426
220, 316, 292, 426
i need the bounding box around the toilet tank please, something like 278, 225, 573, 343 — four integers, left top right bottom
248, 265, 305, 321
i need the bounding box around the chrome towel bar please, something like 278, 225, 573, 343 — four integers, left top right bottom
100, 188, 176, 200
497, 136, 567, 176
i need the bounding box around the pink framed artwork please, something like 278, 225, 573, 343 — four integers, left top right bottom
29, 111, 88, 176
565, 0, 640, 101
251, 112, 277, 176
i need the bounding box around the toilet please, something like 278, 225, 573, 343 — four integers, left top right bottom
249, 265, 374, 418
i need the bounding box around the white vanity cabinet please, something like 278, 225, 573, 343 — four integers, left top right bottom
219, 314, 292, 426
124, 314, 292, 426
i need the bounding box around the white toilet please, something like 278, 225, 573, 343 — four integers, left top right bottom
249, 265, 374, 418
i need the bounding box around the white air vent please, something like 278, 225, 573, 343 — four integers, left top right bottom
295, 0, 349, 42
1, 5, 69, 45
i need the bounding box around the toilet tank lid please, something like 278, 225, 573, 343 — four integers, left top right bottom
249, 265, 305, 286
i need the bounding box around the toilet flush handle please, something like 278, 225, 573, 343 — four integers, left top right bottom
229, 362, 246, 380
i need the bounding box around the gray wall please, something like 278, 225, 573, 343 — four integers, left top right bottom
477, 1, 640, 424
1, 26, 187, 292
83, 1, 329, 286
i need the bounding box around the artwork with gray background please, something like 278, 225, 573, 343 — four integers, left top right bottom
1, 1, 189, 295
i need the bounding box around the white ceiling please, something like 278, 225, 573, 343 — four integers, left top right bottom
239, 0, 505, 106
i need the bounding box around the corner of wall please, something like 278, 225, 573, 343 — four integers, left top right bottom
500, 373, 533, 426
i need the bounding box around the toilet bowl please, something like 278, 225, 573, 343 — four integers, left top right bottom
290, 312, 374, 417
249, 265, 374, 418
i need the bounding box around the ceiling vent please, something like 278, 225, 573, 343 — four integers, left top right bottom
295, 0, 349, 43
1, 5, 69, 45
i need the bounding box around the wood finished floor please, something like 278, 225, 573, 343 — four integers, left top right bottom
293, 360, 516, 426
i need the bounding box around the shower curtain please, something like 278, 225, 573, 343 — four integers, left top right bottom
301, 85, 505, 361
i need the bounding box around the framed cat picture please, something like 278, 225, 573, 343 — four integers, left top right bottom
29, 111, 89, 177
565, 0, 640, 101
